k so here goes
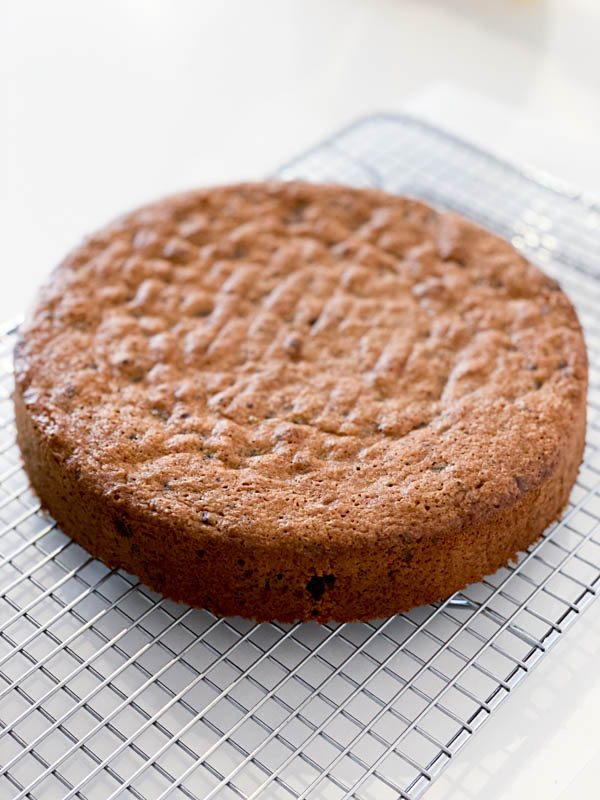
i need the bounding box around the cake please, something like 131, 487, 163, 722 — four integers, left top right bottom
13, 181, 588, 622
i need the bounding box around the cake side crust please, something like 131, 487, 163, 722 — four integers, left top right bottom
14, 380, 586, 622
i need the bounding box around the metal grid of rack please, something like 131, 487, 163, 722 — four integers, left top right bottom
1, 114, 600, 800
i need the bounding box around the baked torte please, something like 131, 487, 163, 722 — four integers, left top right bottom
14, 181, 587, 622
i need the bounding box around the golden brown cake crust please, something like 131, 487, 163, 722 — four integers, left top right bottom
14, 181, 588, 621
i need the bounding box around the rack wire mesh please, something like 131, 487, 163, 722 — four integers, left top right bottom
1, 113, 600, 800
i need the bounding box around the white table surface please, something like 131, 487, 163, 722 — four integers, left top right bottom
3, 2, 600, 798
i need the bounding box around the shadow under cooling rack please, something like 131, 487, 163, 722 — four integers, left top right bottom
2, 114, 600, 800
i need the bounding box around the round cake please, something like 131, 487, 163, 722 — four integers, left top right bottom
14, 181, 587, 622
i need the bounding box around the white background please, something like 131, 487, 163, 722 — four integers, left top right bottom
3, 2, 600, 798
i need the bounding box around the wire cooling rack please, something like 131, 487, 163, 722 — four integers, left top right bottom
2, 114, 600, 800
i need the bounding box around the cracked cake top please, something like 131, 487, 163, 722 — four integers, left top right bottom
14, 181, 587, 546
